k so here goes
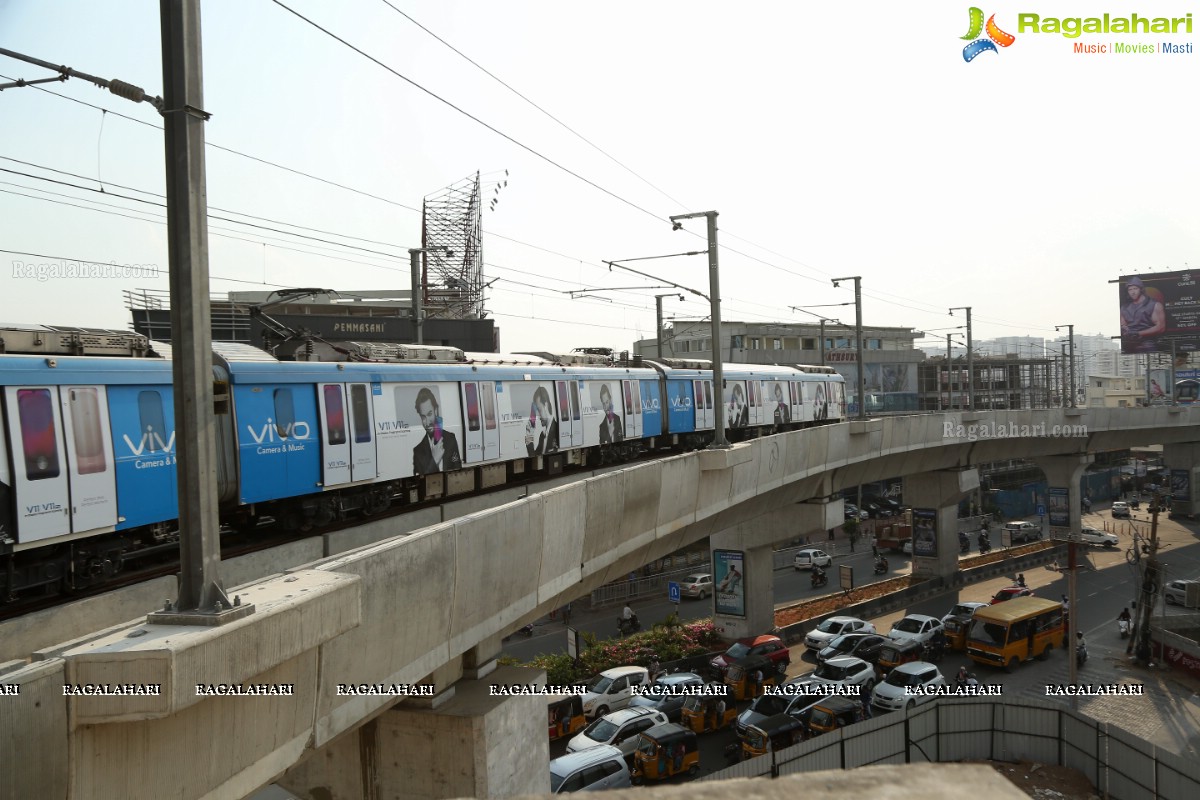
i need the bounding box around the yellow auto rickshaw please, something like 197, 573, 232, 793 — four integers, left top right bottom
680, 692, 737, 734
944, 616, 972, 652
723, 655, 780, 701
740, 713, 808, 760
546, 693, 585, 741
630, 723, 700, 783
791, 695, 866, 737
874, 638, 924, 679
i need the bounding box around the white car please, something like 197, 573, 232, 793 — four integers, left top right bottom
1003, 521, 1041, 544
870, 661, 946, 713
680, 573, 714, 600
580, 666, 649, 719
566, 707, 668, 757
808, 656, 876, 692
941, 602, 988, 624
1165, 580, 1199, 606
793, 548, 833, 570
1111, 502, 1131, 519
804, 616, 877, 650
1079, 527, 1119, 547
889, 614, 944, 645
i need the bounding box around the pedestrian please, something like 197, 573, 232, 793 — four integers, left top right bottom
849, 532, 856, 552
828, 528, 835, 541
562, 602, 572, 625
1016, 573, 1026, 588
872, 543, 879, 558
751, 667, 763, 697
857, 679, 872, 719
714, 697, 726, 730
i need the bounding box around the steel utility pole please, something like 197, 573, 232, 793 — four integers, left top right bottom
950, 307, 973, 410
1130, 493, 1164, 664
150, 0, 248, 623
833, 277, 865, 419
409, 247, 452, 345
654, 293, 684, 359
945, 334, 952, 410
1056, 324, 1075, 407
670, 211, 726, 448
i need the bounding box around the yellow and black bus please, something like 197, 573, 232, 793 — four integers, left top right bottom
966, 596, 1065, 672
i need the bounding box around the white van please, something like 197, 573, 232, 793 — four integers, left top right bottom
549, 745, 632, 793
580, 666, 649, 719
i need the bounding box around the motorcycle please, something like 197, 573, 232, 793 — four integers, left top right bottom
978, 537, 992, 555
1118, 618, 1131, 639
959, 534, 970, 554
873, 557, 889, 575
617, 615, 642, 636
519, 623, 534, 638
811, 568, 828, 589
922, 640, 946, 663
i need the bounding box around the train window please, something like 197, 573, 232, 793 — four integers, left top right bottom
557, 382, 570, 422
324, 385, 347, 446
69, 388, 107, 475
465, 383, 481, 431
789, 382, 798, 405
482, 383, 497, 430
623, 381, 634, 413
748, 381, 758, 407
693, 380, 703, 410
350, 384, 371, 443
18, 388, 61, 481
273, 388, 295, 439
632, 382, 642, 413
570, 382, 581, 421
137, 390, 167, 454
704, 381, 713, 410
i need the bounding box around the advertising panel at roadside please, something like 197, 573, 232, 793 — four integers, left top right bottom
912, 508, 937, 557
1118, 271, 1200, 355
713, 549, 746, 618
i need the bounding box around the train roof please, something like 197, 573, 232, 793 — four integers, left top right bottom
223, 360, 660, 384
0, 353, 173, 384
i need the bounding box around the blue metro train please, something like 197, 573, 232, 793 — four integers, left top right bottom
0, 347, 844, 599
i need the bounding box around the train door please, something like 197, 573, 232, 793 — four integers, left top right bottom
317, 383, 352, 487
4, 386, 70, 541
60, 385, 118, 533
621, 380, 642, 439
555, 380, 584, 450
460, 380, 501, 463
347, 383, 377, 482
693, 379, 713, 430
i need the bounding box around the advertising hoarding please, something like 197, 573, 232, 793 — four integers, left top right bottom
912, 508, 937, 557
1118, 271, 1200, 355
1047, 487, 1069, 528
713, 549, 745, 618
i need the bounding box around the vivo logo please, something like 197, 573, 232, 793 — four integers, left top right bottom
122, 427, 176, 456
641, 398, 661, 412
670, 396, 693, 410
246, 419, 312, 444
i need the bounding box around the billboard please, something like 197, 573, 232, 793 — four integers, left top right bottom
1172, 469, 1191, 502
713, 549, 745, 618
1047, 487, 1069, 528
912, 508, 937, 557
1118, 271, 1200, 355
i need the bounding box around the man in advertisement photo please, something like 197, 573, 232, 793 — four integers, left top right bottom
525, 386, 559, 455
1120, 277, 1167, 353
413, 387, 462, 474
598, 383, 624, 444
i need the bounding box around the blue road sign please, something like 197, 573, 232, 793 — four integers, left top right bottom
668, 581, 681, 604
1036, 504, 1046, 517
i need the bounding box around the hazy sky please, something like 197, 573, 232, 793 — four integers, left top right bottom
1, 1, 1197, 354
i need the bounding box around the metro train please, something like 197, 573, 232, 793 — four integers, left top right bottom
0, 346, 845, 600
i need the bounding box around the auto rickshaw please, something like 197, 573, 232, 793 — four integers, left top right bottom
547, 693, 586, 741
723, 655, 781, 701
943, 616, 972, 652
740, 713, 808, 760
791, 696, 866, 737
630, 723, 700, 783
874, 638, 924, 679
680, 692, 738, 734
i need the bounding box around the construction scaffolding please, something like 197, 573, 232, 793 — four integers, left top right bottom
422, 171, 501, 321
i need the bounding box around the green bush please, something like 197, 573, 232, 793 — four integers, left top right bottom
520, 619, 723, 685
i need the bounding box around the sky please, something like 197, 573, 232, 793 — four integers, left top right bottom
1, 1, 1197, 356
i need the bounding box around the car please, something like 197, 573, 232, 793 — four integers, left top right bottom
793, 548, 833, 570
549, 745, 632, 793
1111, 502, 1131, 519
902, 540, 913, 555
566, 707, 668, 758
870, 661, 947, 713
808, 656, 877, 692
1165, 580, 1199, 606
628, 672, 705, 722
990, 586, 1035, 604
816, 633, 889, 665
941, 602, 989, 624
861, 502, 893, 519
709, 634, 790, 678
888, 614, 944, 646
1003, 521, 1041, 543
1079, 527, 1119, 547
804, 617, 877, 650
733, 690, 809, 738
866, 496, 903, 515
580, 666, 650, 719
844, 504, 869, 521
679, 573, 714, 600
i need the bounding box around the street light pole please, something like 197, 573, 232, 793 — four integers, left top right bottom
670, 211, 726, 448
409, 247, 452, 345
1056, 324, 1075, 407
832, 277, 865, 419
950, 307, 973, 410
654, 293, 684, 359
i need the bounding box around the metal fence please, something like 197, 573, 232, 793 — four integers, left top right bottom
701, 697, 1200, 799
587, 562, 710, 608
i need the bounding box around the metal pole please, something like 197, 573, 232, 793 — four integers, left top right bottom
945, 334, 951, 411
705, 212, 726, 448
409, 248, 424, 345
1060, 345, 1068, 408
656, 295, 664, 359
834, 277, 865, 419
1066, 538, 1078, 694
157, 0, 230, 617
965, 309, 974, 411
819, 320, 826, 366
1171, 340, 1177, 406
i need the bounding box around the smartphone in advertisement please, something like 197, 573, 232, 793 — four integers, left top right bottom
433, 416, 443, 444
323, 385, 347, 445
69, 388, 107, 475
350, 385, 371, 443
18, 388, 61, 481
465, 383, 481, 431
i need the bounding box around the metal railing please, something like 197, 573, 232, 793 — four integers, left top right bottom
588, 564, 710, 608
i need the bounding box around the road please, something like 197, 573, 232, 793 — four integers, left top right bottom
542, 506, 1200, 781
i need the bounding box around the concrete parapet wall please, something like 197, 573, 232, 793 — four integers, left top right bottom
0, 659, 68, 800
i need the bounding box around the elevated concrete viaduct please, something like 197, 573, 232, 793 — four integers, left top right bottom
2, 407, 1198, 800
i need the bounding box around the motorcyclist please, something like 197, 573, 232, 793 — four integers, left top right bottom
955, 666, 970, 688
1016, 573, 1026, 588
811, 565, 827, 586
1118, 608, 1132, 624
874, 554, 888, 572
927, 629, 948, 659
